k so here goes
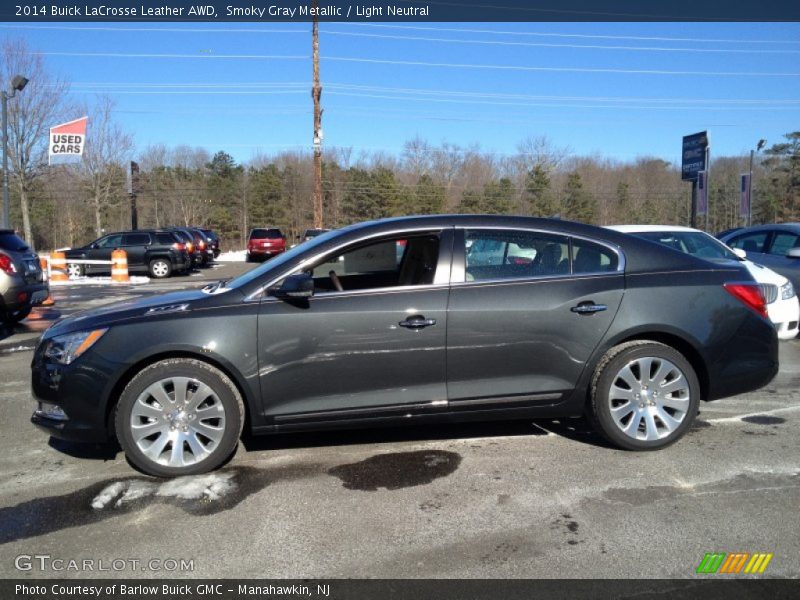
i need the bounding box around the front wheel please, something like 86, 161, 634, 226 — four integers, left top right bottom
115, 359, 245, 477
149, 258, 172, 279
589, 341, 700, 450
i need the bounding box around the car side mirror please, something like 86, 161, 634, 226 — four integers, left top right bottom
90, 243, 98, 249
269, 273, 314, 299
732, 248, 747, 259
786, 248, 800, 259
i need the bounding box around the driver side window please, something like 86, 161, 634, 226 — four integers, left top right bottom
310, 233, 441, 293
96, 234, 123, 248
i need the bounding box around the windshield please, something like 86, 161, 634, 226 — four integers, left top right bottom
250, 228, 283, 240
228, 227, 344, 290
633, 231, 740, 261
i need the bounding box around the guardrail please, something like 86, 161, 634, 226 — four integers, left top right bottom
42, 249, 129, 283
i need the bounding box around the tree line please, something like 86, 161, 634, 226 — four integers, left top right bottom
3, 39, 799, 251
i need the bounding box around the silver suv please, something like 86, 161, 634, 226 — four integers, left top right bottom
0, 229, 48, 324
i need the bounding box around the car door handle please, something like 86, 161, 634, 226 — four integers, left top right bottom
571, 302, 607, 315
399, 315, 437, 329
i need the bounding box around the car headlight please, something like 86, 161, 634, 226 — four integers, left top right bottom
43, 328, 108, 365
781, 281, 795, 300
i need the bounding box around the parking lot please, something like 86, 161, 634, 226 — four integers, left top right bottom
0, 263, 798, 579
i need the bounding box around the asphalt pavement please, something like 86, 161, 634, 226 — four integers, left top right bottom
0, 263, 798, 579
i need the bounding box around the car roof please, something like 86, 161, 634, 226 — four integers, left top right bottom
606, 224, 701, 234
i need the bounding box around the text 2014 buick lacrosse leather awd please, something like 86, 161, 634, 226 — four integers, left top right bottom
31, 216, 778, 477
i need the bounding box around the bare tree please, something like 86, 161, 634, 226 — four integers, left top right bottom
1, 38, 71, 245
79, 95, 134, 237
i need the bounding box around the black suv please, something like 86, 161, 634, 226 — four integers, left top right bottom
167, 227, 213, 268
64, 230, 190, 279
200, 228, 220, 258
0, 229, 48, 323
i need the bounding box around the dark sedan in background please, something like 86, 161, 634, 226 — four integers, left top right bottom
31, 215, 778, 477
719, 223, 800, 294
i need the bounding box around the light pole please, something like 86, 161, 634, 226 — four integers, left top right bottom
2, 74, 29, 230
747, 138, 766, 227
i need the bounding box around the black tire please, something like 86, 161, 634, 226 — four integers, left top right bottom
114, 358, 245, 477
148, 258, 172, 279
588, 341, 700, 451
245, 253, 253, 263
2, 305, 32, 324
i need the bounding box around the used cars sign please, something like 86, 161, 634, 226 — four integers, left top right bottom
49, 116, 88, 159
682, 131, 708, 181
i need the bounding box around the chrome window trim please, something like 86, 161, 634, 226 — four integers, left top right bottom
245, 225, 452, 302
456, 225, 625, 285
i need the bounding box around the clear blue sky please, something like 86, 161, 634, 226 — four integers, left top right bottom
3, 21, 800, 165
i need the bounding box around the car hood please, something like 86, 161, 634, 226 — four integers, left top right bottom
41, 288, 236, 339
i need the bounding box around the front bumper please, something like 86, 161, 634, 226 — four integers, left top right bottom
30, 342, 116, 443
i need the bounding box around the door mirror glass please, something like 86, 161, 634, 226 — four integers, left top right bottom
732, 248, 747, 259
270, 273, 314, 299
787, 248, 800, 259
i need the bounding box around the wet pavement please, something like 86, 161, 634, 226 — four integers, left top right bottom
0, 263, 798, 578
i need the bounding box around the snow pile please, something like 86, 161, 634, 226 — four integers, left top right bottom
216, 250, 247, 262
50, 275, 150, 286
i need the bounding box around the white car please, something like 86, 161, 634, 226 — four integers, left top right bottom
608, 225, 799, 340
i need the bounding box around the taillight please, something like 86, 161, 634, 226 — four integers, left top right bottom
187, 243, 194, 252
724, 282, 768, 319
0, 254, 16, 274
172, 242, 185, 251
198, 240, 206, 249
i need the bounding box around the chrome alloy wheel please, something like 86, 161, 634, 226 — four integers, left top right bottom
607, 356, 691, 441
67, 263, 82, 278
129, 376, 226, 467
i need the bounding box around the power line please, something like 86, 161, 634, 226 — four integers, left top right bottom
30, 51, 308, 60
344, 23, 800, 45
324, 56, 800, 77
322, 29, 800, 54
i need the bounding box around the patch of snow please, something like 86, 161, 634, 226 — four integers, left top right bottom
50, 275, 150, 286
90, 472, 238, 510
216, 250, 247, 262
91, 481, 127, 509
0, 345, 35, 353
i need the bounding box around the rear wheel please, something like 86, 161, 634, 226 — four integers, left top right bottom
2, 306, 32, 324
589, 341, 699, 450
149, 258, 172, 279
115, 359, 245, 477
67, 263, 84, 278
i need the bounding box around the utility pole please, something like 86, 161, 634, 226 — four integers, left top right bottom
747, 139, 766, 227
2, 76, 29, 229
311, 1, 324, 229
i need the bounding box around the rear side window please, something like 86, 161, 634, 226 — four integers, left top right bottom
572, 239, 619, 274
250, 228, 283, 240
768, 232, 799, 256
728, 232, 768, 253
123, 233, 151, 246
0, 232, 28, 252
156, 233, 179, 244
465, 229, 569, 281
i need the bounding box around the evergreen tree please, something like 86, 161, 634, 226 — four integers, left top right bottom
562, 171, 597, 223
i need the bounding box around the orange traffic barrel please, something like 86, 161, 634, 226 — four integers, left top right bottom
39, 256, 55, 305
111, 248, 129, 283
49, 251, 69, 282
